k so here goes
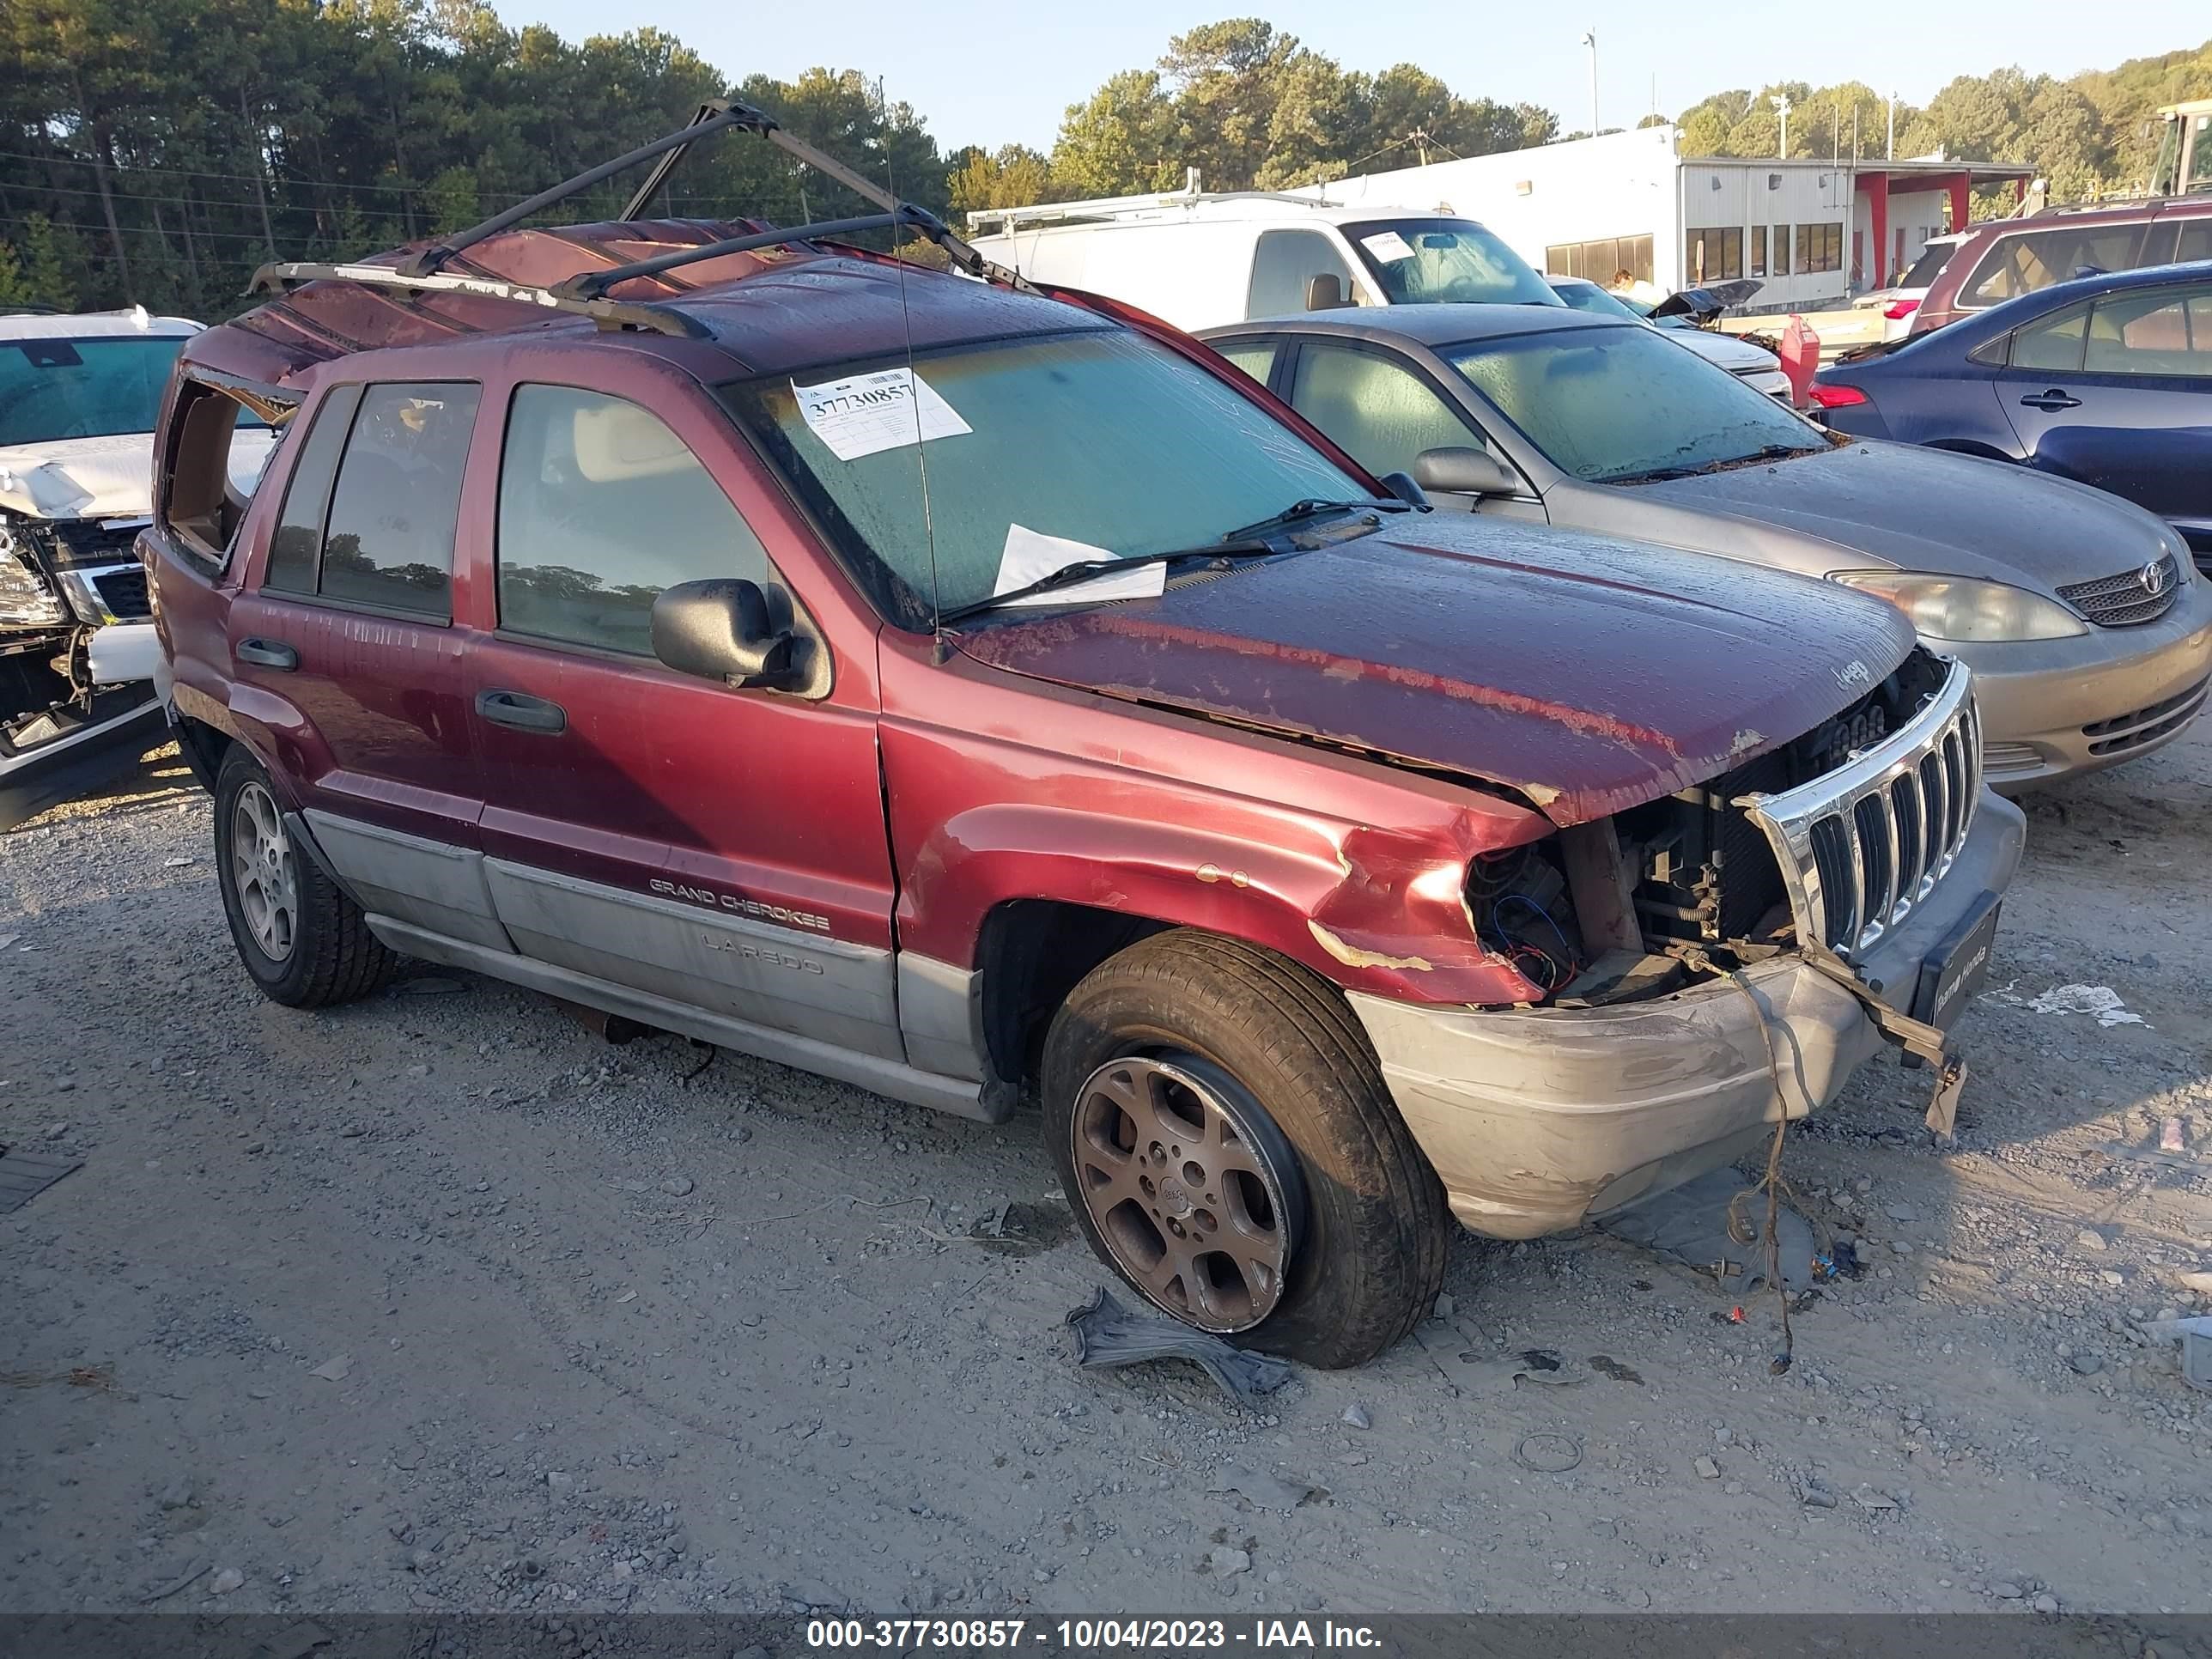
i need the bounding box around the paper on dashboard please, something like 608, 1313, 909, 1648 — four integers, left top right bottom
791, 366, 972, 461
992, 524, 1164, 607
1360, 229, 1416, 264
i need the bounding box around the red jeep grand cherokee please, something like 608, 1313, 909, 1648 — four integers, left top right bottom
143, 118, 2020, 1367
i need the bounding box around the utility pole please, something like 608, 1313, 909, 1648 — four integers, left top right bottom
1771, 93, 1792, 159
1887, 92, 1896, 161
1580, 31, 1598, 137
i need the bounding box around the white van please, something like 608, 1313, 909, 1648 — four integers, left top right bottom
967, 187, 1564, 334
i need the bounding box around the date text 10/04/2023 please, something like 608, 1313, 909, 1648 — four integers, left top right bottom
805, 1619, 1384, 1651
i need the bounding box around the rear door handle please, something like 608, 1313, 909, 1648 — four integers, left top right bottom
2020, 389, 2081, 410
475, 689, 567, 734
235, 637, 297, 671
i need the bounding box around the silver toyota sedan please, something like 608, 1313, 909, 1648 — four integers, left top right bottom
1202, 304, 2210, 787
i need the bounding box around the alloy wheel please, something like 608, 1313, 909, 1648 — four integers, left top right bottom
231, 780, 299, 962
1069, 1054, 1305, 1333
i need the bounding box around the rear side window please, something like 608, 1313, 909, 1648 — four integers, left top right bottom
2174, 219, 2212, 264
1246, 230, 1355, 319
495, 385, 772, 656
2008, 303, 2088, 373
1964, 225, 2144, 307
264, 386, 362, 594
320, 385, 477, 617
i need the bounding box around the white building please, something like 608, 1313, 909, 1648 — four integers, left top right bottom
1311, 125, 2034, 311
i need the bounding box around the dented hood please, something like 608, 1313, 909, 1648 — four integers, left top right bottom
0, 429, 275, 522
953, 518, 1917, 825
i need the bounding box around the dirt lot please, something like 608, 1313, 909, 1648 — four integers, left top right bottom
3, 726, 2209, 1620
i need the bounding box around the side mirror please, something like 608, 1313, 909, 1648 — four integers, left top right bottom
651, 578, 799, 690
1304, 272, 1347, 312
1413, 445, 1521, 499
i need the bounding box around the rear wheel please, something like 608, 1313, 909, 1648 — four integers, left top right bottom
1042, 931, 1448, 1369
214, 744, 398, 1007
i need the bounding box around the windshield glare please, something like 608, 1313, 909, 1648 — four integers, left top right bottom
1345, 219, 1560, 308
0, 335, 186, 448
723, 329, 1369, 625
1446, 325, 1822, 484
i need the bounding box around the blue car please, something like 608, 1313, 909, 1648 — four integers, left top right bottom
1812, 260, 2212, 574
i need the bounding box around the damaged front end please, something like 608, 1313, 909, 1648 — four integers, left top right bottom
1345, 650, 2022, 1238
0, 508, 162, 826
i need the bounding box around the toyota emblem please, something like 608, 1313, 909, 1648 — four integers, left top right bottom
2140, 560, 2170, 597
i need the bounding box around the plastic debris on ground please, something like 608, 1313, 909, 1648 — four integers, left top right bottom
1593, 1168, 1819, 1291
2019, 983, 2147, 1027
2139, 1316, 2212, 1394
1206, 1464, 1318, 1511
1066, 1288, 1293, 1407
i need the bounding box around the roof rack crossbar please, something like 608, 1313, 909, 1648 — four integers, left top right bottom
400, 101, 774, 276
556, 209, 930, 299
246, 261, 709, 339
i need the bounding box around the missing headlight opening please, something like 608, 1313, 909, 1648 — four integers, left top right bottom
1504, 651, 1957, 1007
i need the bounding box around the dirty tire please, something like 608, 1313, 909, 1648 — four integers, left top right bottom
1043, 930, 1449, 1369
214, 744, 398, 1007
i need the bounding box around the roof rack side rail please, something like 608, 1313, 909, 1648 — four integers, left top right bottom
246, 261, 711, 340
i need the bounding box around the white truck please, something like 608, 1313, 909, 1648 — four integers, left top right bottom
1, 306, 273, 824
967, 185, 1562, 333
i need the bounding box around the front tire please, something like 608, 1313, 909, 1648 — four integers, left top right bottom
1042, 931, 1448, 1369
213, 744, 398, 1007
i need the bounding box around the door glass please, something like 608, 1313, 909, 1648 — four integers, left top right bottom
264, 385, 362, 595
1246, 230, 1355, 319
2086, 288, 2212, 376
1212, 341, 1277, 385
319, 383, 478, 617
497, 386, 774, 655
1290, 344, 1481, 479
1965, 226, 2143, 305
2009, 304, 2088, 373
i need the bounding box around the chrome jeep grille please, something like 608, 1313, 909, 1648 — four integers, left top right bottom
2058, 553, 2181, 627
1741, 659, 1979, 962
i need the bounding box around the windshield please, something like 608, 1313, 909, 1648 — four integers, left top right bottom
1444, 324, 1823, 484
1343, 218, 1560, 308
722, 328, 1370, 626
0, 334, 186, 448
1550, 282, 1644, 321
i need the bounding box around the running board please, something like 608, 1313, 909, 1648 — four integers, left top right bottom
364, 917, 1008, 1124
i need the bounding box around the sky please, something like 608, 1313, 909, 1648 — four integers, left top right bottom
492, 0, 2205, 157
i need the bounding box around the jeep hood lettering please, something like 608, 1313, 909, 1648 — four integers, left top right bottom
953, 520, 1917, 826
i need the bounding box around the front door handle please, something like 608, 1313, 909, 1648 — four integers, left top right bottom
2020, 389, 2081, 410
236, 637, 297, 671
475, 689, 567, 734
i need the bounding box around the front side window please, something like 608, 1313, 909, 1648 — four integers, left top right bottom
1445, 324, 1822, 485
497, 386, 773, 655
1211, 340, 1278, 386
262, 381, 475, 617
721, 327, 1368, 625
1549, 283, 1641, 320
0, 333, 186, 447
1343, 218, 1558, 307
1245, 230, 1356, 319
2084, 286, 2212, 377
1289, 344, 1483, 480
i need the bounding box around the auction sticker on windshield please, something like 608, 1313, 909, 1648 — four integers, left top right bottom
793, 366, 972, 461
1360, 230, 1416, 264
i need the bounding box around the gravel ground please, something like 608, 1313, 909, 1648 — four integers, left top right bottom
2, 727, 2208, 1619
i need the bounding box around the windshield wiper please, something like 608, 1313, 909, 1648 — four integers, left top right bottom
939, 540, 1279, 624
1221, 496, 1411, 541
1606, 444, 1819, 485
